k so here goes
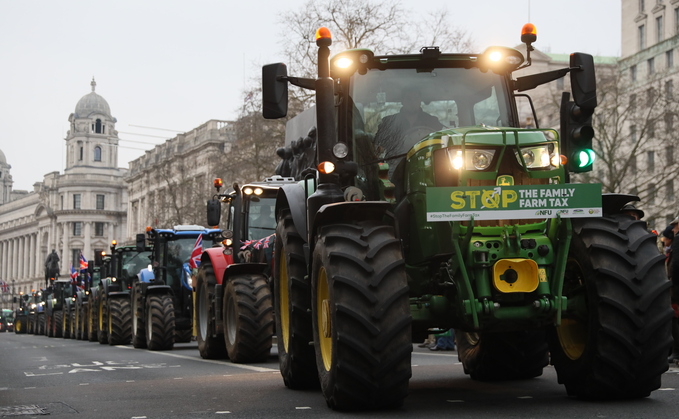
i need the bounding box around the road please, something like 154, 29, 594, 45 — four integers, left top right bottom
1, 332, 679, 418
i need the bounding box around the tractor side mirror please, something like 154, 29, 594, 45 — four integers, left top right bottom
262, 63, 289, 119
570, 52, 597, 112
207, 199, 221, 227
136, 234, 146, 252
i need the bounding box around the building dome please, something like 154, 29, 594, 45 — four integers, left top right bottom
74, 78, 111, 118
0, 148, 6, 165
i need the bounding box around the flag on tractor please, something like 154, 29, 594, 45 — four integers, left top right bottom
79, 253, 88, 271
70, 264, 78, 283
188, 234, 203, 269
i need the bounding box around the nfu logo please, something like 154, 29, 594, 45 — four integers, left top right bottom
535, 210, 553, 216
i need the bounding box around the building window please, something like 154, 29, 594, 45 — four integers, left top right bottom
666, 80, 674, 99
647, 150, 655, 167
94, 146, 102, 162
95, 119, 102, 134
79, 146, 83, 161
73, 194, 81, 209
73, 221, 82, 236
96, 194, 105, 210
630, 124, 637, 143
657, 15, 664, 42
675, 8, 679, 33
641, 0, 645, 12
667, 50, 674, 68
639, 24, 646, 50
648, 182, 656, 204
649, 120, 655, 138
648, 57, 655, 74
666, 112, 675, 132
72, 249, 81, 268
630, 93, 637, 112
95, 222, 105, 236
630, 154, 637, 174
647, 87, 655, 106
631, 64, 637, 81
669, 145, 675, 164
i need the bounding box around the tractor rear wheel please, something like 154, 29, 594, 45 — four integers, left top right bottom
548, 215, 672, 399
38, 313, 45, 335
53, 311, 63, 338
15, 315, 26, 334
61, 309, 70, 338
311, 221, 411, 410
274, 209, 318, 388
196, 264, 227, 359
88, 297, 98, 341
456, 330, 548, 380
69, 309, 76, 339
223, 274, 274, 363
131, 283, 147, 348
108, 298, 132, 345
98, 297, 109, 344
145, 294, 175, 350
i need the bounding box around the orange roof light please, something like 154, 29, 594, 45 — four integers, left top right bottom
146, 226, 153, 232
521, 23, 537, 44
318, 161, 335, 174
213, 178, 223, 188
111, 240, 117, 246
315, 27, 331, 42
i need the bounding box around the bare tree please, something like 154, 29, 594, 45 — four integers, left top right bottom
580, 69, 679, 225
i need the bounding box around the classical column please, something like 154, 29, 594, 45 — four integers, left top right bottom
61, 222, 69, 273
84, 221, 92, 260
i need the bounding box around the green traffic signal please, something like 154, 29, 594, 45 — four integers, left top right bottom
572, 149, 596, 170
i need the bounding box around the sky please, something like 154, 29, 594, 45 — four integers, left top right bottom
0, 0, 621, 191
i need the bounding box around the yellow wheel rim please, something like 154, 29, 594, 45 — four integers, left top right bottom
279, 250, 290, 352
317, 266, 332, 371
557, 318, 587, 360
558, 258, 587, 360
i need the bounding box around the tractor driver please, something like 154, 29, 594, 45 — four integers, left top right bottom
373, 86, 444, 159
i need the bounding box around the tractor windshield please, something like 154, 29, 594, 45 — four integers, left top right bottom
349, 66, 511, 163
247, 197, 277, 240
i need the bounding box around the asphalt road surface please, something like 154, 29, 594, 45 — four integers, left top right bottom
2, 332, 679, 418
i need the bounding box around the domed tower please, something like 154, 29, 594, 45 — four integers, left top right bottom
65, 78, 119, 171
0, 148, 12, 204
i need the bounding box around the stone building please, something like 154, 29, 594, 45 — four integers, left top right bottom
0, 79, 128, 306
616, 0, 679, 229
125, 120, 235, 236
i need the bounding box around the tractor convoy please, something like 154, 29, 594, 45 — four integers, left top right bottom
7, 23, 674, 413
260, 24, 673, 410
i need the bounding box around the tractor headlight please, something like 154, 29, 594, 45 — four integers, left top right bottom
515, 143, 559, 169
448, 149, 496, 170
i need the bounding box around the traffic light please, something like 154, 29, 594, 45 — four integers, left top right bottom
561, 92, 595, 173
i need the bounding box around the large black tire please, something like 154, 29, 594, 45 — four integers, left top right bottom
108, 298, 132, 345
196, 264, 227, 359
53, 311, 63, 338
98, 298, 109, 344
175, 328, 192, 343
223, 274, 274, 363
93, 296, 103, 345
456, 330, 548, 380
46, 314, 54, 337
69, 309, 76, 339
14, 315, 27, 334
311, 221, 412, 410
274, 209, 318, 388
79, 305, 88, 340
145, 294, 175, 351
131, 283, 147, 349
62, 309, 71, 339
548, 215, 672, 399
37, 313, 45, 336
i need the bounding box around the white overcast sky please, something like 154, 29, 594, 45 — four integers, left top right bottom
0, 0, 621, 191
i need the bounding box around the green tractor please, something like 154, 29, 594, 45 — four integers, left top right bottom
262, 25, 672, 410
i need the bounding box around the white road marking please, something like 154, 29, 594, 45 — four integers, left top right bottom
215, 411, 231, 414
116, 346, 277, 372
295, 407, 312, 410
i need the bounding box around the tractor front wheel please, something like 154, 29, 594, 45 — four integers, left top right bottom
223, 274, 274, 363
196, 263, 227, 359
131, 283, 147, 348
274, 209, 318, 388
145, 294, 175, 351
311, 221, 411, 410
548, 215, 672, 399
108, 298, 132, 345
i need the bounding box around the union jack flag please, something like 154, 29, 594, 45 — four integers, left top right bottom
0, 280, 8, 293
79, 253, 88, 271
188, 234, 203, 269
70, 264, 78, 283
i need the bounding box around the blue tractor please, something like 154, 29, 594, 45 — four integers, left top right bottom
132, 225, 222, 350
